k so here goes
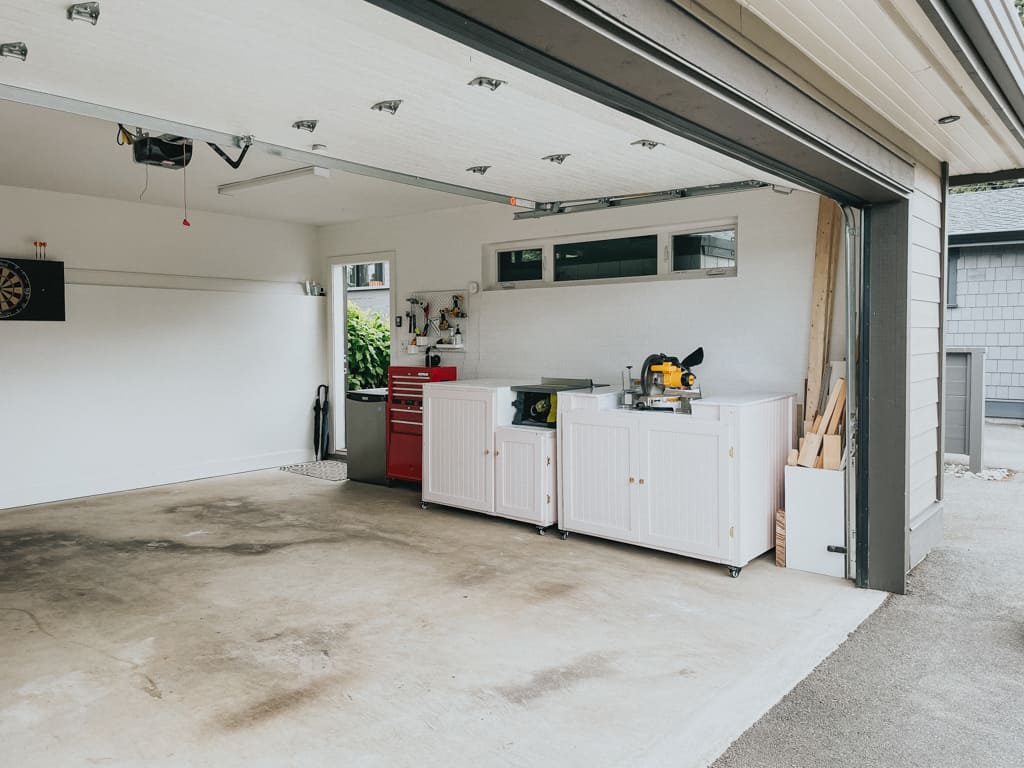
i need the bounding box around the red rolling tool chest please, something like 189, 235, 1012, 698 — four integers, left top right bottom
386, 365, 457, 482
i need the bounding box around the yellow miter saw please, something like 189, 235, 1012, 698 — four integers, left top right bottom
635, 347, 704, 413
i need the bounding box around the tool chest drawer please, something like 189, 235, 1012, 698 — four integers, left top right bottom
385, 365, 456, 482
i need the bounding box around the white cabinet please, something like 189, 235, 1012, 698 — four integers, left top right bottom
494, 426, 557, 527
422, 385, 499, 513
559, 410, 639, 542
423, 382, 558, 531
559, 393, 793, 574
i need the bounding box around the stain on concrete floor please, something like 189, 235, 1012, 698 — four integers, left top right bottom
217, 677, 335, 731
0, 470, 885, 768
496, 653, 613, 705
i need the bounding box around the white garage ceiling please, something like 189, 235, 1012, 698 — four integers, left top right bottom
0, 99, 476, 225
0, 0, 792, 221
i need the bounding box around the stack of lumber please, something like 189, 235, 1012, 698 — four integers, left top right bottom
787, 196, 847, 472
788, 376, 846, 470
777, 198, 845, 566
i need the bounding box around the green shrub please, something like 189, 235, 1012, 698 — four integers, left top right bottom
346, 302, 391, 390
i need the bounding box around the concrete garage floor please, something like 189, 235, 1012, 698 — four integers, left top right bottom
1, 471, 882, 768
713, 424, 1024, 768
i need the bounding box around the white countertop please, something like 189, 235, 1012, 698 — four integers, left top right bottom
695, 392, 796, 406
422, 378, 525, 390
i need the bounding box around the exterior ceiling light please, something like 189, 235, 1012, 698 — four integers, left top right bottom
292, 119, 318, 132
543, 154, 570, 165
468, 76, 507, 91
938, 114, 960, 125
67, 2, 100, 25
631, 139, 663, 149
371, 100, 403, 115
0, 42, 28, 61
466, 165, 491, 175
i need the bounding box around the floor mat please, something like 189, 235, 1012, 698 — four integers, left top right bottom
280, 460, 348, 481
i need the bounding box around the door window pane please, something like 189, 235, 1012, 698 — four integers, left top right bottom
497, 248, 543, 282
672, 229, 736, 272
554, 235, 657, 282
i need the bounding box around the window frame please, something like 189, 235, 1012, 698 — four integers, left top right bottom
946, 248, 959, 308
484, 218, 738, 291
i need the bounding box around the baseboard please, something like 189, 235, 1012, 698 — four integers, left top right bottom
1, 449, 314, 511
908, 500, 945, 569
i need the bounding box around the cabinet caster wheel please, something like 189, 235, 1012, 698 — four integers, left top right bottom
728, 566, 742, 578
560, 531, 570, 540
536, 526, 546, 536
420, 502, 429, 510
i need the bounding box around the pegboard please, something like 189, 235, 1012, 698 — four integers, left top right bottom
402, 288, 470, 350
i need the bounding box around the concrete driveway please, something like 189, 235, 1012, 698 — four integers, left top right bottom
713, 421, 1024, 767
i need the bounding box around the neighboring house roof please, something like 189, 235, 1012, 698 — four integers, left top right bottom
949, 187, 1024, 236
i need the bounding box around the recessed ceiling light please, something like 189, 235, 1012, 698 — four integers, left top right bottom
312, 143, 328, 152
631, 139, 663, 149
938, 115, 960, 125
292, 119, 318, 132
0, 42, 28, 61
66, 2, 100, 25
371, 100, 403, 115
543, 154, 570, 165
468, 76, 507, 91
466, 165, 491, 175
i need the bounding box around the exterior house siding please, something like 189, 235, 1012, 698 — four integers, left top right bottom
945, 245, 1024, 414
909, 167, 943, 528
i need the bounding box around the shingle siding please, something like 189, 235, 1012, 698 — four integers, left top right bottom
946, 243, 1024, 406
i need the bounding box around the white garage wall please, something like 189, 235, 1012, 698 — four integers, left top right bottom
320, 187, 831, 398
0, 186, 325, 510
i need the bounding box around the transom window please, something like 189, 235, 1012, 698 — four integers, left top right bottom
554, 235, 658, 282
672, 229, 736, 272
497, 248, 543, 283
487, 221, 737, 290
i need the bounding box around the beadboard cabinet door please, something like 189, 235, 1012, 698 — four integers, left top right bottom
559, 410, 640, 542
494, 426, 557, 526
637, 418, 731, 560
422, 387, 494, 513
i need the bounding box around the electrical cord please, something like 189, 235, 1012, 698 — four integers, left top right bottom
116, 123, 134, 146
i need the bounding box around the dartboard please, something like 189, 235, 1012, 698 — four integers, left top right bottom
0, 259, 31, 319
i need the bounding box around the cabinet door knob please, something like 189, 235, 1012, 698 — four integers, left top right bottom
484, 448, 491, 455
494, 450, 500, 457
639, 478, 645, 485
628, 477, 635, 484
